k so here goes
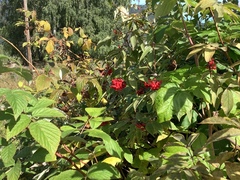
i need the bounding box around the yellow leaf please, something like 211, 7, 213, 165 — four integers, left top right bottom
78, 38, 84, 47
68, 27, 74, 36
45, 40, 54, 54
35, 74, 52, 92
39, 20, 51, 32
79, 27, 87, 38
66, 41, 71, 48
39, 37, 49, 42
82, 39, 92, 51
18, 81, 24, 88
101, 98, 108, 105
31, 10, 37, 21
63, 27, 68, 39
204, 46, 215, 62
71, 160, 89, 169
102, 157, 121, 166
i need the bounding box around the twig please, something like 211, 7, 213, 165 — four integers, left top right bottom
181, 10, 199, 66
0, 35, 39, 74
209, 8, 234, 67
55, 152, 86, 177
62, 144, 90, 168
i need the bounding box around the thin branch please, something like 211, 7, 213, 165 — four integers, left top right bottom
181, 11, 199, 66
209, 8, 234, 66
55, 152, 86, 177
62, 144, 90, 168
0, 36, 39, 74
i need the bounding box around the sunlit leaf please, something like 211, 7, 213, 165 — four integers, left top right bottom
29, 120, 61, 157
200, 117, 240, 128
6, 160, 21, 180
78, 37, 84, 47
5, 89, 34, 120
6, 114, 31, 140
194, 0, 217, 14
32, 107, 65, 118
49, 170, 84, 180
86, 129, 123, 158
140, 46, 152, 61
82, 39, 92, 51
155, 0, 177, 18
85, 107, 106, 117
130, 35, 137, 50
35, 74, 52, 92
155, 83, 179, 122
207, 128, 240, 144
45, 39, 54, 54
186, 48, 202, 60
87, 163, 121, 179
102, 157, 121, 166
221, 89, 234, 115
1, 144, 16, 167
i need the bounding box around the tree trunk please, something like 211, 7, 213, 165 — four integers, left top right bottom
23, 0, 33, 70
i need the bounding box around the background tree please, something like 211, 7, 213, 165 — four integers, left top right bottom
0, 0, 130, 58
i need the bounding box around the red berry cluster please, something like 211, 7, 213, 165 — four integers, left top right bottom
135, 123, 146, 131
110, 78, 126, 91
144, 79, 162, 90
208, 58, 217, 70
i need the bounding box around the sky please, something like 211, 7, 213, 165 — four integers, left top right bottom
131, 0, 240, 7
131, 0, 146, 5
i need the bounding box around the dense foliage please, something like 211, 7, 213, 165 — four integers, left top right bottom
1, 0, 240, 179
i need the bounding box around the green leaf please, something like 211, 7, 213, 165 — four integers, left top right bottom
91, 117, 114, 122
27, 98, 55, 112
78, 37, 84, 47
130, 35, 137, 50
31, 148, 56, 162
1, 144, 16, 167
173, 91, 193, 120
76, 76, 88, 93
49, 170, 84, 180
35, 74, 52, 92
164, 145, 189, 154
191, 133, 207, 151
85, 107, 106, 117
29, 120, 61, 157
0, 54, 10, 61
0, 88, 9, 96
86, 129, 123, 159
5, 89, 34, 120
6, 160, 21, 180
32, 108, 65, 118
6, 114, 31, 141
221, 89, 234, 115
184, 0, 197, 7
155, 0, 177, 18
140, 46, 152, 61
90, 79, 103, 102
97, 36, 112, 48
155, 83, 179, 123
87, 163, 121, 179
123, 149, 133, 164
207, 128, 240, 144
